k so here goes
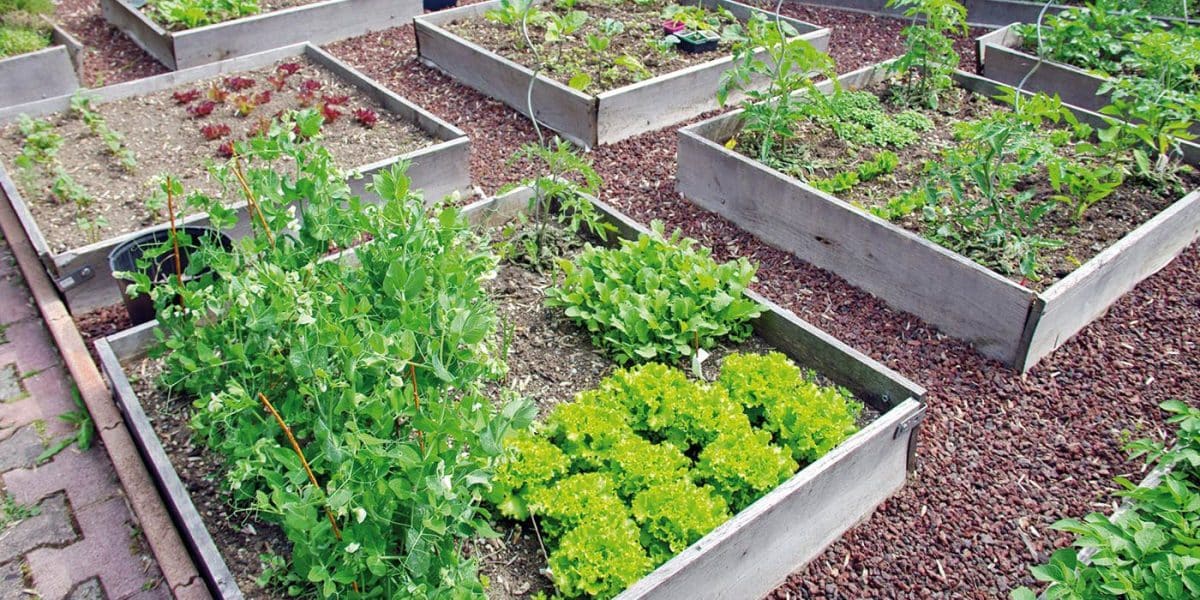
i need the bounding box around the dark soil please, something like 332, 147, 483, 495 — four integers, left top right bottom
731, 83, 1199, 290
0, 55, 432, 253
444, 0, 741, 94
125, 357, 291, 600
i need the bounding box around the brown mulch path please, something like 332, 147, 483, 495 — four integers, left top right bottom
56, 0, 169, 87
64, 0, 1200, 597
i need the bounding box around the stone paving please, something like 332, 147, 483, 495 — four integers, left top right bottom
0, 236, 169, 600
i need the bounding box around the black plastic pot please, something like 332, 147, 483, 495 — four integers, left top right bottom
424, 0, 457, 10
677, 31, 719, 54
107, 226, 231, 325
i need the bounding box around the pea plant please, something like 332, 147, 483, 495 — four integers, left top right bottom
126, 127, 534, 598
718, 13, 837, 164
886, 0, 967, 110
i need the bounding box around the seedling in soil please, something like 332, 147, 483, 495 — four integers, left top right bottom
323, 93, 349, 106
319, 103, 342, 124
353, 108, 378, 128
299, 79, 322, 93
200, 123, 231, 141
70, 92, 138, 172
172, 89, 201, 104
266, 74, 287, 91
277, 62, 301, 77
188, 100, 216, 118
216, 140, 235, 158
206, 84, 228, 103
232, 94, 258, 117
224, 75, 255, 91
253, 90, 272, 105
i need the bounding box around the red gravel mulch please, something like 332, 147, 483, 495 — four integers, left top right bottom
67, 1, 1199, 597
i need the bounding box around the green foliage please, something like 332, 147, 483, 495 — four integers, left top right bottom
487, 357, 858, 598
36, 386, 95, 464
144, 0, 259, 30
660, 4, 733, 32
810, 150, 899, 195
814, 90, 931, 148
718, 352, 861, 463
546, 221, 762, 365
70, 93, 137, 172
0, 493, 39, 529
0, 23, 47, 57
13, 115, 104, 241
0, 0, 52, 57
132, 127, 534, 598
719, 13, 837, 163
1013, 400, 1200, 599
546, 517, 654, 599
631, 481, 730, 563
887, 0, 967, 110
696, 427, 796, 512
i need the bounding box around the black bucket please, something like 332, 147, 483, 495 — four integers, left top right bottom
107, 226, 231, 325
424, 0, 457, 10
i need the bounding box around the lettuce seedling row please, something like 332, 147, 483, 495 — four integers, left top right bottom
786, 0, 1199, 26
0, 43, 470, 315
414, 0, 831, 147
676, 61, 1200, 372
96, 186, 925, 599
0, 20, 83, 109
100, 0, 421, 70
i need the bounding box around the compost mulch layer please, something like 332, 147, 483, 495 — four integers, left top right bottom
56, 0, 169, 87
335, 8, 1199, 598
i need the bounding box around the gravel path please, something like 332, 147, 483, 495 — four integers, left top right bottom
61, 0, 1199, 596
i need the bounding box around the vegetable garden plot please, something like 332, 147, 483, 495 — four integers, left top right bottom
0, 16, 83, 109
0, 43, 469, 314
96, 177, 924, 600
100, 0, 420, 70
785, 0, 1199, 27
676, 59, 1200, 371
414, 0, 830, 147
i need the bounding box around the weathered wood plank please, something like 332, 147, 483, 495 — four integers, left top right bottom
0, 46, 78, 108
1027, 191, 1200, 369
97, 327, 243, 600
100, 0, 420, 70
790, 0, 1199, 27
977, 26, 1112, 115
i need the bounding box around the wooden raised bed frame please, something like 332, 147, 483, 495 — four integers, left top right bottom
0, 43, 471, 315
676, 61, 1200, 372
100, 0, 421, 70
786, 0, 1198, 27
0, 21, 83, 109
414, 0, 831, 147
97, 186, 926, 600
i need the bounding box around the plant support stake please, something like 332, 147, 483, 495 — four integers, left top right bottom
165, 176, 183, 288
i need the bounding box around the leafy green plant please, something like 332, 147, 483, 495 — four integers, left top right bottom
70, 92, 137, 172
719, 13, 837, 163
130, 126, 534, 598
1012, 400, 1200, 599
486, 432, 571, 520
696, 427, 796, 511
546, 220, 762, 365
887, 0, 968, 110
13, 115, 106, 242
35, 386, 95, 464
143, 0, 259, 30
546, 516, 654, 599
0, 0, 52, 58
631, 480, 730, 563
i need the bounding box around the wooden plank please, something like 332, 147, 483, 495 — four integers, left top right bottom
791, 0, 1199, 26
1026, 190, 1200, 369
676, 65, 1037, 367
170, 0, 420, 69
415, 4, 599, 147
100, 0, 176, 69
105, 186, 924, 598
0, 46, 78, 108
616, 398, 922, 600
976, 26, 1112, 115
48, 22, 86, 81
98, 327, 243, 600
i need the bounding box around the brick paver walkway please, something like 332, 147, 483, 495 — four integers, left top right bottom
0, 236, 169, 600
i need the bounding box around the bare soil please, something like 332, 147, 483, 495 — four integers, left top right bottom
732, 83, 1200, 290
0, 55, 433, 253
443, 0, 739, 94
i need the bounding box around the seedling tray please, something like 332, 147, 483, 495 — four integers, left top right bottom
100, 0, 421, 70
676, 60, 1200, 372
0, 21, 83, 109
97, 187, 926, 599
787, 0, 1199, 27
414, 0, 831, 147
0, 43, 470, 315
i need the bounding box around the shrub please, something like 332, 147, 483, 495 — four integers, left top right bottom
631, 481, 730, 563
546, 221, 762, 365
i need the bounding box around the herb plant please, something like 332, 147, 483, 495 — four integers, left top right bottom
546, 221, 762, 365
127, 128, 534, 597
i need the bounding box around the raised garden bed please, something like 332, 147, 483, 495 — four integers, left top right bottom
0, 19, 83, 109
0, 43, 469, 314
414, 0, 831, 147
676, 61, 1200, 371
788, 0, 1199, 26
96, 185, 925, 599
99, 0, 420, 70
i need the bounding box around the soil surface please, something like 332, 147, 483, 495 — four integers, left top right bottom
126, 356, 292, 600
56, 0, 170, 86
0, 55, 432, 253
63, 2, 1200, 598
731, 83, 1200, 289
443, 0, 742, 94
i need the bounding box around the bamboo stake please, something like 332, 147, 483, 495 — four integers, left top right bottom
409, 364, 426, 452
165, 176, 183, 288
232, 154, 275, 248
